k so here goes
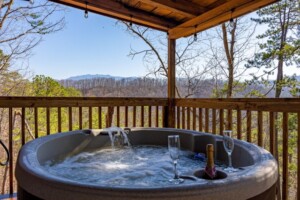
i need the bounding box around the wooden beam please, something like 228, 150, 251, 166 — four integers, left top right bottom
206, 0, 228, 9
168, 38, 176, 100
50, 0, 177, 31
169, 0, 278, 39
139, 0, 206, 18
167, 38, 176, 128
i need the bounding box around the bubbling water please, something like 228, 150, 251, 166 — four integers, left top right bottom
42, 146, 208, 187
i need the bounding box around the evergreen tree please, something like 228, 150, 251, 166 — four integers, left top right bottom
247, 0, 300, 97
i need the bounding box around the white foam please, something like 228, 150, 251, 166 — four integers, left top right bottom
42, 146, 206, 187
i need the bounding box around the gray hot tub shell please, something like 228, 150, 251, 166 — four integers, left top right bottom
16, 128, 278, 200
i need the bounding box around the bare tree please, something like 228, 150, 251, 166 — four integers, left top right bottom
206, 17, 257, 98
0, 1, 65, 193
123, 23, 210, 98
0, 0, 65, 78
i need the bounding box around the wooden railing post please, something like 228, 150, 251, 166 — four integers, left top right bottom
106, 107, 114, 128
8, 108, 13, 194
166, 37, 176, 128
282, 112, 288, 200
297, 112, 300, 200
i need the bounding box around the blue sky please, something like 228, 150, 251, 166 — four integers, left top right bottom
29, 6, 151, 79
28, 4, 299, 80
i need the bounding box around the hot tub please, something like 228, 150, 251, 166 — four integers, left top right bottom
16, 128, 278, 200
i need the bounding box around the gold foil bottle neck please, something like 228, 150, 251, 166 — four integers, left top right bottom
206, 144, 214, 168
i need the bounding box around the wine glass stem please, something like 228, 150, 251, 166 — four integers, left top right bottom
173, 161, 179, 179
228, 154, 232, 168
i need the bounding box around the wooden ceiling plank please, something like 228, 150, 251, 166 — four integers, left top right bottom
50, 0, 177, 31
207, 0, 229, 9
191, 0, 216, 7
169, 0, 278, 39
139, 0, 206, 18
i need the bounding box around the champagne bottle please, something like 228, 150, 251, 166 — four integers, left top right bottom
205, 144, 216, 179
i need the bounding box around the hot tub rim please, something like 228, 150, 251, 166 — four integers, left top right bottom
16, 128, 278, 200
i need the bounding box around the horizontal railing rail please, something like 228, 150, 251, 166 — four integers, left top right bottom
175, 98, 300, 112
0, 97, 299, 200
0, 97, 168, 107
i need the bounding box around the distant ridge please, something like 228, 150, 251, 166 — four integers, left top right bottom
64, 74, 300, 82
65, 74, 138, 81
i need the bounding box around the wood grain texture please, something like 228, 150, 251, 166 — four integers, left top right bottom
0, 97, 168, 107
156, 106, 159, 127
46, 108, 50, 135
8, 108, 13, 194
49, 0, 277, 39
176, 107, 180, 129
187, 107, 191, 130
167, 39, 176, 128
148, 106, 152, 127
198, 108, 203, 132
193, 107, 196, 130
89, 107, 93, 129
68, 107, 72, 131
212, 109, 216, 134
237, 109, 241, 139
98, 107, 102, 129
182, 107, 186, 129
50, 0, 176, 31
79, 107, 82, 130
117, 106, 120, 127
227, 109, 232, 130
125, 106, 128, 127
34, 107, 38, 138
169, 0, 278, 39
298, 112, 300, 200
257, 111, 263, 147
175, 98, 300, 112
3, 97, 299, 111
269, 112, 275, 155
205, 108, 209, 133
219, 109, 224, 135
141, 106, 144, 127
247, 110, 251, 142
21, 108, 26, 144
282, 112, 288, 200
139, 0, 203, 18
58, 107, 62, 132
133, 106, 136, 127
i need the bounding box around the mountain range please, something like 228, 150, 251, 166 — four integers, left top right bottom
65, 74, 300, 82
65, 74, 137, 81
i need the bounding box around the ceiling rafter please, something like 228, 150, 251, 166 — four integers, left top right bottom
206, 0, 228, 9
138, 0, 207, 19
50, 0, 280, 39
168, 0, 278, 39
50, 0, 178, 31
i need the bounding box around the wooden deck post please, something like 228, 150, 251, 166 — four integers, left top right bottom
164, 38, 176, 127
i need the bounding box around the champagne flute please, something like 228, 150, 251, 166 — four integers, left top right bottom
168, 135, 184, 184
223, 130, 237, 172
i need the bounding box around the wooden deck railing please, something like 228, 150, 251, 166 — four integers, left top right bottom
0, 97, 168, 196
0, 97, 299, 200
175, 98, 300, 200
